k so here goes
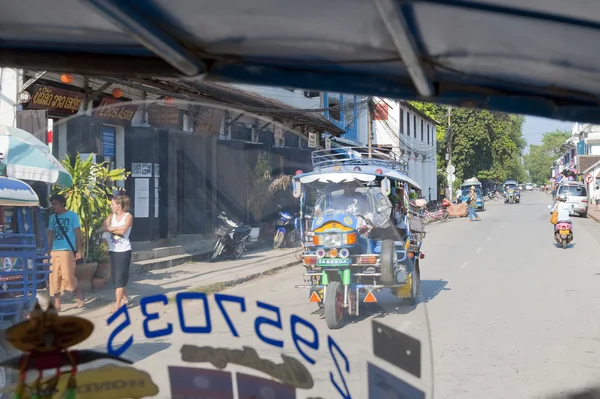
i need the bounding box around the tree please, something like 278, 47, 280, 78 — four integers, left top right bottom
523, 129, 570, 184
409, 102, 527, 186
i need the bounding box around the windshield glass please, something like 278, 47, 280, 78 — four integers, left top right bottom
315, 187, 372, 215
1, 39, 598, 399
461, 187, 481, 197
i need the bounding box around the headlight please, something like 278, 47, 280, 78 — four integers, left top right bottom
323, 233, 342, 247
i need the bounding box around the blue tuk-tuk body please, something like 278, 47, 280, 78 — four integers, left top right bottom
0, 177, 50, 330
292, 147, 426, 330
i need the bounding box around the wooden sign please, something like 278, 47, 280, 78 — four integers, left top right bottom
147, 105, 179, 128
27, 85, 86, 115
193, 107, 224, 134
94, 97, 138, 126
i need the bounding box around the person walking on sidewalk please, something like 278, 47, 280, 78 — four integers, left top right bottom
467, 186, 481, 222
47, 194, 85, 311
102, 195, 133, 313
593, 185, 600, 212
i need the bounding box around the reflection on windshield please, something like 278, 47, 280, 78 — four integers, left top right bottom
0, 68, 597, 399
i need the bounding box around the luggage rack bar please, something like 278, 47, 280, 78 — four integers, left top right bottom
311, 147, 408, 173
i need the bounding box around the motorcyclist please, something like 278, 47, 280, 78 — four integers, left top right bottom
551, 193, 573, 235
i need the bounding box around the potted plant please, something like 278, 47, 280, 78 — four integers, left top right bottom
52, 153, 129, 288
246, 152, 273, 241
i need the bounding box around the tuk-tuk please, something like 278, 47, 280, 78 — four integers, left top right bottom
460, 178, 485, 211
293, 147, 426, 330
0, 177, 50, 392
503, 179, 520, 204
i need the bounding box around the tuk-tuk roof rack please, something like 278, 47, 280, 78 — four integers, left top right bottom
312, 147, 408, 172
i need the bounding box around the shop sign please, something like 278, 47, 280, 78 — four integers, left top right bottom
27, 85, 85, 115
193, 107, 224, 134
147, 105, 180, 128
94, 97, 138, 125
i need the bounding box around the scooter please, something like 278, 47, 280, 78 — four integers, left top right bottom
211, 212, 252, 261
554, 221, 573, 249
548, 204, 574, 249
273, 208, 299, 249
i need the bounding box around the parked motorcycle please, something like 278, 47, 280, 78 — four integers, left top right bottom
423, 200, 450, 224
486, 189, 499, 201
273, 209, 299, 249
211, 212, 252, 261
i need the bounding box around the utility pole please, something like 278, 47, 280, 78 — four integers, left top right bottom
367, 97, 373, 158
446, 106, 454, 199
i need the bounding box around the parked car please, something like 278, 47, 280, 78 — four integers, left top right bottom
556, 181, 588, 217
525, 183, 533, 190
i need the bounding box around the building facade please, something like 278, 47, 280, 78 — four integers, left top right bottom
366, 99, 438, 201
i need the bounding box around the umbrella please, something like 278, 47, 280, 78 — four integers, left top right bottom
0, 125, 73, 187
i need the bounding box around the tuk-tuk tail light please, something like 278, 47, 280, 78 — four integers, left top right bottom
316, 248, 326, 258
313, 235, 320, 245
344, 233, 357, 245
304, 256, 317, 265
339, 248, 350, 258
328, 248, 339, 258
358, 256, 377, 264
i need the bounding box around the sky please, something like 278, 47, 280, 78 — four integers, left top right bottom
522, 116, 573, 154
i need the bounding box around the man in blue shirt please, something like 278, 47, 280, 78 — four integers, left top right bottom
47, 194, 85, 311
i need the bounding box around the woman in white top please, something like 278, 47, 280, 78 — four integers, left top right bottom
102, 195, 133, 313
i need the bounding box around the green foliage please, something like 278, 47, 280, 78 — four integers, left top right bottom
246, 153, 272, 223
409, 102, 527, 185
524, 129, 571, 184
53, 154, 129, 260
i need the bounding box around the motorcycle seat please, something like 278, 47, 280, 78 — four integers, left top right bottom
235, 225, 252, 235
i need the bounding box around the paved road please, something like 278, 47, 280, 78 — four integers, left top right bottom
77, 191, 600, 399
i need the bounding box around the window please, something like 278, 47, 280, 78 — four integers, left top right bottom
558, 185, 587, 197
407, 112, 410, 136
427, 124, 430, 144
400, 110, 404, 134
420, 120, 424, 141
413, 115, 417, 137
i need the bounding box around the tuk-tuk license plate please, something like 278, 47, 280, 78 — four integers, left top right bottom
559, 230, 570, 235
317, 258, 352, 266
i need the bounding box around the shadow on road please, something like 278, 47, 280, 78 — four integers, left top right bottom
421, 279, 450, 302
311, 279, 450, 322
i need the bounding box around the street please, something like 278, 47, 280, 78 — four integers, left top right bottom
76, 191, 600, 399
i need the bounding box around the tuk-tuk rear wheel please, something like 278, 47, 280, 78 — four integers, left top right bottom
380, 239, 396, 285
324, 281, 346, 330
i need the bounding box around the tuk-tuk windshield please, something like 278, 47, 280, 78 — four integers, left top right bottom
461, 187, 481, 197
315, 186, 372, 215
505, 184, 517, 191
313, 185, 393, 228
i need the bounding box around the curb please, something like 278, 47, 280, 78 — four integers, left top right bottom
168, 258, 302, 299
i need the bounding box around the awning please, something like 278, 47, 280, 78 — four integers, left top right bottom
0, 126, 73, 187
101, 77, 345, 135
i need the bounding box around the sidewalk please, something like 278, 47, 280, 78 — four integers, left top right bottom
48, 246, 302, 321
588, 206, 600, 223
